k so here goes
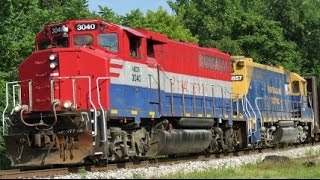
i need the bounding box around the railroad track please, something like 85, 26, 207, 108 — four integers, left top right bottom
0, 143, 314, 179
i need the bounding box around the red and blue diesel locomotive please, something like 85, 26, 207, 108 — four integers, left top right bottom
1, 19, 319, 166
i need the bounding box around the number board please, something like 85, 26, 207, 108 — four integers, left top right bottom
51, 26, 63, 34
75, 23, 98, 31
231, 75, 243, 81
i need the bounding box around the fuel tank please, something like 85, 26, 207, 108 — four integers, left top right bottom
147, 129, 212, 156
273, 127, 298, 143
178, 118, 215, 128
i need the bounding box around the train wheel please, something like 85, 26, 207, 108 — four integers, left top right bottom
129, 156, 140, 163
224, 128, 240, 151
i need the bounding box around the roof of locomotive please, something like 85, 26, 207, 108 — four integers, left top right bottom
36, 19, 227, 55
231, 55, 306, 82
231, 56, 285, 74
36, 19, 141, 37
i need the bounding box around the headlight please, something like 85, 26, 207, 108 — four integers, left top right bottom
63, 100, 72, 109
49, 53, 57, 61
49, 62, 58, 69
62, 25, 69, 33
14, 104, 22, 112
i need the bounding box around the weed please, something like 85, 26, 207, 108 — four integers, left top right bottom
160, 157, 320, 179
132, 172, 143, 179
304, 148, 320, 157
79, 169, 87, 179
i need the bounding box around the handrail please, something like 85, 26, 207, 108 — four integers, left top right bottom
10, 84, 21, 115
157, 64, 171, 81
242, 96, 252, 137
12, 84, 21, 107
155, 64, 236, 118
307, 94, 315, 130
96, 77, 110, 143
156, 64, 233, 94
244, 96, 252, 119
246, 96, 257, 124
72, 78, 77, 109
255, 97, 302, 123
157, 64, 174, 115
182, 83, 186, 115
19, 101, 58, 127
2, 80, 31, 135
51, 76, 98, 136
202, 84, 206, 115
147, 74, 159, 88
211, 85, 215, 116
81, 112, 90, 131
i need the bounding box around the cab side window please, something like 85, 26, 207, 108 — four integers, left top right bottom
147, 39, 155, 58
292, 81, 300, 93
98, 33, 118, 52
129, 35, 141, 58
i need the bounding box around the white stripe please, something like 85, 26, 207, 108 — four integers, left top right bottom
110, 67, 122, 74
110, 58, 124, 65
109, 59, 231, 98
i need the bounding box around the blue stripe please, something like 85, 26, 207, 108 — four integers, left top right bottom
110, 84, 231, 122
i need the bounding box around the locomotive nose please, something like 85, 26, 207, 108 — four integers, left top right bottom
18, 50, 59, 112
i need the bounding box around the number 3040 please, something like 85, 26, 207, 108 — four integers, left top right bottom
76, 24, 96, 31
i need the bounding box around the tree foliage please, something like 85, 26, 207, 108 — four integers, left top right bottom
168, 0, 304, 72
98, 7, 198, 43
98, 6, 122, 23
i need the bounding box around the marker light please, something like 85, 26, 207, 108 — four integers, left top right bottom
62, 25, 69, 33
49, 62, 58, 69
49, 54, 57, 61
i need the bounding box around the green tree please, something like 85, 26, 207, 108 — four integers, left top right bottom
98, 6, 122, 24
121, 7, 198, 43
266, 0, 320, 79
121, 9, 146, 27
168, 0, 302, 72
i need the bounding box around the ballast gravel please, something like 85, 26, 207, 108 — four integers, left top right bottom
44, 145, 320, 179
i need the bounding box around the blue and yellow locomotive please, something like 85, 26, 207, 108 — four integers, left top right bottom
231, 56, 315, 147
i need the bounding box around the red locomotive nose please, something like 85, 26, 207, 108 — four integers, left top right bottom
19, 50, 54, 111
19, 48, 109, 112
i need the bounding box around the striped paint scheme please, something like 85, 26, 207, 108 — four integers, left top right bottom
109, 58, 232, 121
110, 58, 231, 97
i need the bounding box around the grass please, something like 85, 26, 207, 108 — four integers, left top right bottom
305, 148, 320, 157
132, 172, 143, 179
79, 168, 87, 179
0, 154, 11, 170
159, 158, 320, 179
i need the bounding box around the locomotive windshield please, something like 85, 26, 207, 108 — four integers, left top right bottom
37, 36, 69, 50
74, 34, 93, 46
38, 39, 51, 50
53, 36, 69, 47
98, 33, 118, 52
